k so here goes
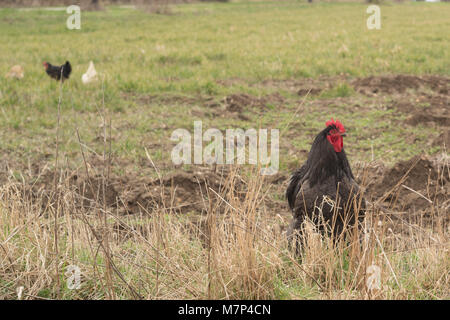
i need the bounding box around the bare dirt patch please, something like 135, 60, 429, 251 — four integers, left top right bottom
118, 168, 232, 215
364, 154, 449, 216
406, 113, 450, 127
224, 93, 285, 111
352, 75, 449, 96
386, 93, 450, 129
7, 161, 245, 216
222, 92, 285, 120
123, 91, 286, 120
217, 75, 449, 99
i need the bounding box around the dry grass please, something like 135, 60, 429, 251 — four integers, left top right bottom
0, 155, 448, 299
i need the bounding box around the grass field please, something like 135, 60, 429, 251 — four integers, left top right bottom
0, 1, 449, 300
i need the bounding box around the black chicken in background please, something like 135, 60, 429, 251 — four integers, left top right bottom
43, 61, 72, 82
286, 119, 365, 252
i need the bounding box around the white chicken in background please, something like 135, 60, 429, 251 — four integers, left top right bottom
81, 61, 98, 84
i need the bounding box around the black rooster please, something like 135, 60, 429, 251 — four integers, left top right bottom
43, 61, 72, 82
286, 119, 365, 251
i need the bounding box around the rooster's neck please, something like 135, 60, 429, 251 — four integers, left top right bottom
305, 133, 353, 187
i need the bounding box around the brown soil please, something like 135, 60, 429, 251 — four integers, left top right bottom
223, 93, 285, 112
386, 93, 450, 128
11, 162, 245, 216
118, 168, 232, 215
352, 74, 449, 96
380, 155, 439, 193
406, 114, 450, 127
222, 92, 285, 120
364, 155, 449, 215
217, 74, 449, 98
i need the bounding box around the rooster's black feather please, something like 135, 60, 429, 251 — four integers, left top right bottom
286, 123, 365, 252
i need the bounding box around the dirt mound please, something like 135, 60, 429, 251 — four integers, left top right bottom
353, 75, 421, 95
263, 92, 286, 106
389, 94, 449, 114
369, 155, 448, 213
16, 170, 121, 211
381, 155, 439, 192
6, 161, 240, 216
353, 75, 450, 96
406, 114, 450, 127
222, 93, 285, 120
386, 93, 449, 130
224, 94, 256, 113
73, 174, 120, 208
224, 93, 285, 111
120, 169, 231, 215
424, 75, 450, 95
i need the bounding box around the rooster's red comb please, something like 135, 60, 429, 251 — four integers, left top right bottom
325, 118, 345, 133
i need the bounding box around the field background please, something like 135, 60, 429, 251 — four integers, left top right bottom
0, 0, 448, 300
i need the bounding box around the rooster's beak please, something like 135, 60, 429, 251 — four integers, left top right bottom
340, 133, 347, 137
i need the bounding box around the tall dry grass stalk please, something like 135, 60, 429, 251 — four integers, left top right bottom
0, 155, 448, 299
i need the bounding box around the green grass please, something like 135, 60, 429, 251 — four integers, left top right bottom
0, 1, 448, 172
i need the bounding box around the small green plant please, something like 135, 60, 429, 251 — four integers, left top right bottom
320, 83, 355, 98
